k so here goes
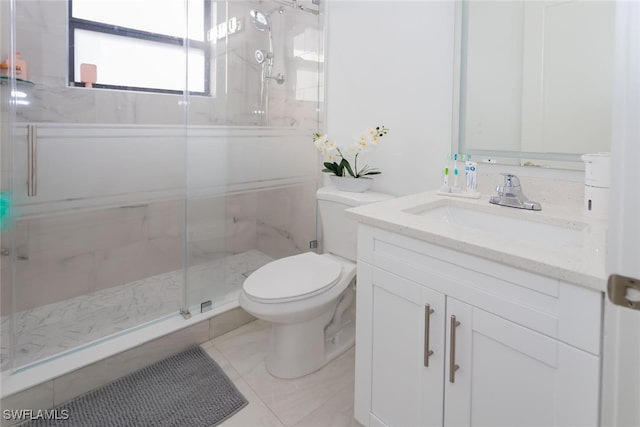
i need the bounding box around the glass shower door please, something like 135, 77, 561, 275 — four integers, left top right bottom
0, 0, 200, 372
182, 0, 324, 314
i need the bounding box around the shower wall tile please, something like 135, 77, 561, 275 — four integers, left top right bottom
0, 380, 54, 427
0, 221, 28, 315
52, 321, 210, 405
225, 218, 258, 255
189, 196, 227, 225
132, 92, 184, 125
267, 89, 307, 128
93, 90, 137, 124
15, 252, 95, 313
11, 201, 186, 311
1, 263, 10, 325
15, 0, 66, 80
148, 199, 184, 239
94, 236, 183, 291
27, 206, 148, 260
188, 221, 226, 257
8, 181, 317, 312
256, 222, 300, 260
187, 196, 228, 264
256, 183, 317, 259
187, 96, 224, 126
225, 193, 258, 255
18, 85, 97, 124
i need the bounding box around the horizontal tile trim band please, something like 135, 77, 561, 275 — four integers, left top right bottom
15, 176, 317, 219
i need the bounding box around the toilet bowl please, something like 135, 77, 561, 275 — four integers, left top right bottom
240, 252, 356, 378
239, 186, 393, 379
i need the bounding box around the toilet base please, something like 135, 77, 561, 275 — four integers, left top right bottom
265, 288, 356, 379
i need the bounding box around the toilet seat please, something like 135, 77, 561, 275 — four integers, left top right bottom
243, 252, 343, 303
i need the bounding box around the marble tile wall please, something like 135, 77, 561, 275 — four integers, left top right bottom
1, 201, 185, 314
10, 0, 323, 128
1, 182, 316, 322
256, 182, 318, 260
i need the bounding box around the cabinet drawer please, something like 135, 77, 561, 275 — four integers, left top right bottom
360, 226, 603, 355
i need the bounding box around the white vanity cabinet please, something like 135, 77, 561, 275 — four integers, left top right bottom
354, 225, 603, 427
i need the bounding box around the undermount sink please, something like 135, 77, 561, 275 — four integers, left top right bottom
408, 202, 587, 247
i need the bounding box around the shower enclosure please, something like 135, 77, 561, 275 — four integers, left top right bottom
0, 0, 323, 381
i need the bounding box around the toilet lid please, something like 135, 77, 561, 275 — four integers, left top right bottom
243, 252, 343, 303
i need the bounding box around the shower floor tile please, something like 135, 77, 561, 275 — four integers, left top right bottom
1, 250, 273, 372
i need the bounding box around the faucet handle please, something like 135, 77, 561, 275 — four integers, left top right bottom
501, 173, 521, 188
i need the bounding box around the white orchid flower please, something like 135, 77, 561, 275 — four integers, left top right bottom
313, 134, 329, 150
325, 151, 337, 162
323, 139, 337, 152
313, 126, 388, 178
355, 132, 376, 153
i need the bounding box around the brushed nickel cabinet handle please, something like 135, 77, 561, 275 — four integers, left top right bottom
424, 304, 435, 367
27, 124, 37, 197
449, 315, 461, 383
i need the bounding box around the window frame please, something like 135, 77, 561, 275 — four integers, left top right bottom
68, 0, 211, 96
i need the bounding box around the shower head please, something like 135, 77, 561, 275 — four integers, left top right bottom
249, 7, 284, 31
249, 9, 269, 31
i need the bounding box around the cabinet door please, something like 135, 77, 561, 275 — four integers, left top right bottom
370, 269, 446, 427
444, 298, 600, 427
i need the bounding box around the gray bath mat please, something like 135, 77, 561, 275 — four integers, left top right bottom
23, 346, 247, 427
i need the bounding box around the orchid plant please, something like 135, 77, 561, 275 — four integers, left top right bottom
313, 125, 389, 178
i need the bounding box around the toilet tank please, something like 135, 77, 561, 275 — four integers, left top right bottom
316, 186, 393, 261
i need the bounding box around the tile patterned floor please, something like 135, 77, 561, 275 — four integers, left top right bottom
202, 319, 363, 427
1, 250, 273, 371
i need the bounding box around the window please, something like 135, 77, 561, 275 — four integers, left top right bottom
69, 0, 210, 95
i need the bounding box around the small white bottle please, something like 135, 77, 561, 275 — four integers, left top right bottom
465, 160, 477, 194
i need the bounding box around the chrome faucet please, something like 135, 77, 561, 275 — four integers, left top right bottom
489, 173, 542, 210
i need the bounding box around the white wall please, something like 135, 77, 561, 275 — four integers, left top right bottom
325, 0, 456, 196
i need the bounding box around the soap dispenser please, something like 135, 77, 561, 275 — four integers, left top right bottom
581, 152, 610, 219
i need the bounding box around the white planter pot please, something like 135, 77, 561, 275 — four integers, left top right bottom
329, 175, 373, 192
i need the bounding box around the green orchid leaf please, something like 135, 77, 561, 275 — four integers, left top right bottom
340, 159, 356, 177
323, 162, 343, 176
357, 164, 381, 177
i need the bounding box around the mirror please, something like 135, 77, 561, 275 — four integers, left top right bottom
453, 0, 615, 168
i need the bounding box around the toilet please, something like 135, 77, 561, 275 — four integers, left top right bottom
239, 186, 393, 379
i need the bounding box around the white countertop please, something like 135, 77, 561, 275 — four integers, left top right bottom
346, 191, 608, 292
